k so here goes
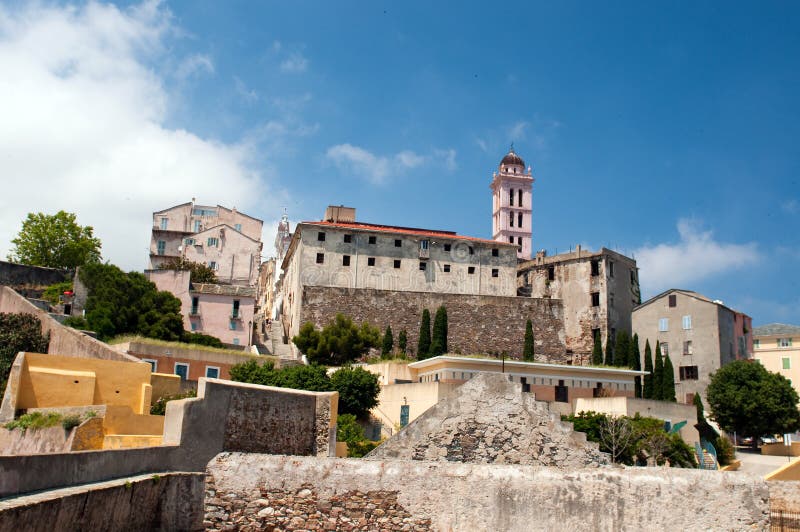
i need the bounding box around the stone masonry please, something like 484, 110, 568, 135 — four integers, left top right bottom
366, 373, 608, 467
300, 286, 567, 361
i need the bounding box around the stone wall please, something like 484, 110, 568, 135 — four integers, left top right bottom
206, 453, 770, 531
0, 472, 204, 531
367, 373, 608, 467
300, 286, 566, 361
769, 481, 800, 511
0, 261, 71, 299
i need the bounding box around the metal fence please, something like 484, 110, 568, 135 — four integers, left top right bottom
771, 509, 800, 531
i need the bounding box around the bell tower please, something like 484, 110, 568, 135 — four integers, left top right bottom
490, 145, 534, 259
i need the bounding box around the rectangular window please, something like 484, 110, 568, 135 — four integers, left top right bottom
160, 217, 168, 230
778, 338, 793, 347
679, 366, 699, 380
191, 322, 197, 331
317, 232, 326, 241
420, 240, 429, 250
548, 266, 555, 281
590, 260, 599, 276
232, 338, 240, 345
660, 343, 669, 357
193, 220, 201, 232
754, 339, 760, 349
343, 234, 352, 243
367, 257, 375, 266
142, 359, 157, 372
509, 215, 514, 228
394, 239, 402, 247
316, 253, 324, 264
491, 268, 499, 278
234, 223, 242, 232
157, 240, 166, 255
608, 261, 614, 277
184, 238, 195, 246
192, 208, 217, 217
518, 189, 523, 206
669, 294, 677, 307
682, 315, 692, 330
443, 264, 451, 273
783, 357, 791, 370
659, 318, 669, 332
591, 292, 600, 307
509, 189, 514, 206
232, 299, 240, 318
517, 236, 522, 245
509, 236, 514, 243
174, 363, 189, 381
229, 320, 237, 330
207, 237, 218, 247
342, 255, 351, 266
208, 261, 217, 270
683, 341, 693, 355
206, 366, 220, 379
630, 269, 636, 284
492, 248, 499, 257
518, 213, 523, 227
368, 236, 376, 245
419, 262, 426, 271
468, 246, 474, 255
468, 266, 475, 274
443, 243, 451, 252
190, 296, 199, 315
394, 259, 401, 269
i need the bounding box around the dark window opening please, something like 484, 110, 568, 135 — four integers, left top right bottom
669, 294, 677, 307
492, 248, 499, 257
443, 243, 451, 252
491, 268, 499, 278
518, 189, 523, 206
609, 261, 615, 277
316, 253, 324, 264
419, 262, 426, 271
591, 260, 599, 276
593, 382, 603, 398
555, 380, 569, 403
468, 246, 474, 255
342, 255, 351, 266
509, 237, 514, 243
367, 257, 375, 266
368, 236, 376, 245
343, 234, 352, 243
393, 259, 401, 269
591, 328, 600, 343
518, 213, 523, 227
517, 236, 522, 245
521, 377, 530, 393
509, 189, 514, 206
394, 239, 402, 247
443, 264, 451, 273
547, 266, 555, 281
468, 266, 476, 274
317, 232, 326, 242
679, 366, 699, 380
591, 292, 600, 307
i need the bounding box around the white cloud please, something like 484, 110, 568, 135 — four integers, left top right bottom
234, 76, 258, 103
280, 51, 307, 72
0, 1, 280, 271
634, 219, 759, 296
175, 53, 213, 79
327, 144, 390, 184
508, 121, 529, 140
395, 150, 425, 169
475, 138, 489, 152
433, 148, 457, 171
781, 199, 798, 214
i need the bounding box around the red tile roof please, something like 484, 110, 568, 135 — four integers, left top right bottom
302, 220, 516, 246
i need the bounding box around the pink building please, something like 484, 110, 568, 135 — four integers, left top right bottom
490, 147, 534, 260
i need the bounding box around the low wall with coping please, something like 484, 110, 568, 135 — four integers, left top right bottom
0, 472, 204, 531
206, 453, 771, 531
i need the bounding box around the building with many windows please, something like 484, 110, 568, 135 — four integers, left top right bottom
753, 323, 800, 402
632, 289, 752, 404
149, 200, 263, 286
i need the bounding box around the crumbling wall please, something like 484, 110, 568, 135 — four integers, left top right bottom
206, 453, 770, 532
300, 286, 567, 361
0, 261, 71, 299
366, 373, 607, 467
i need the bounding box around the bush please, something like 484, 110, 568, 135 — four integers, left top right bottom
5, 411, 62, 432
61, 414, 82, 431
330, 367, 380, 418
0, 313, 49, 394
42, 281, 73, 306
336, 414, 381, 458
180, 331, 224, 348
150, 389, 197, 416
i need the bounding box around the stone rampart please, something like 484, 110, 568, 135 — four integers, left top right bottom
0, 261, 71, 298
300, 286, 566, 360
206, 453, 770, 531
0, 472, 204, 531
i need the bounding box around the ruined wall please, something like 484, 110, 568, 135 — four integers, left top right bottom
206, 453, 770, 532
0, 472, 204, 532
367, 374, 608, 467
0, 261, 71, 299
300, 286, 566, 361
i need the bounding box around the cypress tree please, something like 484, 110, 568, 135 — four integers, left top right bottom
398, 329, 407, 354
604, 338, 614, 366
663, 353, 676, 402
693, 392, 705, 423
381, 326, 393, 358
631, 333, 642, 398
417, 309, 431, 360
643, 339, 654, 399
592, 330, 603, 365
653, 340, 664, 400
523, 319, 534, 361
430, 306, 447, 357
613, 331, 630, 367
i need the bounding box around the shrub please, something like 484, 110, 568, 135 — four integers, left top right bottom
330, 367, 380, 418
5, 411, 62, 432
0, 313, 49, 394
61, 414, 82, 431
150, 389, 197, 416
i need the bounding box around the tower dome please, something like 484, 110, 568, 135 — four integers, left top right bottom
500, 147, 525, 168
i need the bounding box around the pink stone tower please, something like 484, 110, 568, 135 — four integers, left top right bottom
490, 146, 534, 260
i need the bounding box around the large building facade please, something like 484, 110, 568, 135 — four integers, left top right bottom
518, 246, 640, 362
491, 147, 533, 260
149, 200, 263, 286
753, 323, 800, 403
632, 289, 752, 404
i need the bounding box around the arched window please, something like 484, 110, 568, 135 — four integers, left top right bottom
518, 189, 523, 206
509, 189, 514, 206
518, 213, 523, 227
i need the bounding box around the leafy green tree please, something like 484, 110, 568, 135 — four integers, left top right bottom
271, 364, 332, 391
330, 366, 381, 418
229, 360, 276, 385
522, 319, 535, 362
653, 341, 664, 400
157, 257, 217, 284
398, 329, 408, 354
642, 339, 654, 399
613, 331, 630, 367
42, 281, 73, 306
707, 360, 800, 447
0, 313, 49, 393
336, 414, 380, 457
604, 338, 613, 366
381, 326, 394, 358
430, 306, 448, 357
630, 334, 642, 398
662, 354, 676, 402
417, 309, 431, 360
694, 392, 706, 423
592, 330, 603, 365
292, 314, 380, 366
8, 211, 101, 269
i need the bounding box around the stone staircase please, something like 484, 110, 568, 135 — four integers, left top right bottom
269, 321, 302, 368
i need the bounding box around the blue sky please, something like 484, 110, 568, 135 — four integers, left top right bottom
0, 1, 797, 325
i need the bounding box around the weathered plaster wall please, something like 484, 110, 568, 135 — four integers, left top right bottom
0, 261, 71, 299
0, 472, 204, 532
206, 453, 770, 532
300, 286, 567, 361
769, 480, 800, 510
367, 374, 607, 466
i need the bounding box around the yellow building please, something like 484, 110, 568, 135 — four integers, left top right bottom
753, 323, 800, 400
366, 356, 645, 434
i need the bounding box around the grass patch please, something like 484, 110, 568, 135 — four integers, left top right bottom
5, 412, 63, 432
109, 334, 278, 359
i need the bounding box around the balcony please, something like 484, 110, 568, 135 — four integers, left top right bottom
230, 310, 242, 320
